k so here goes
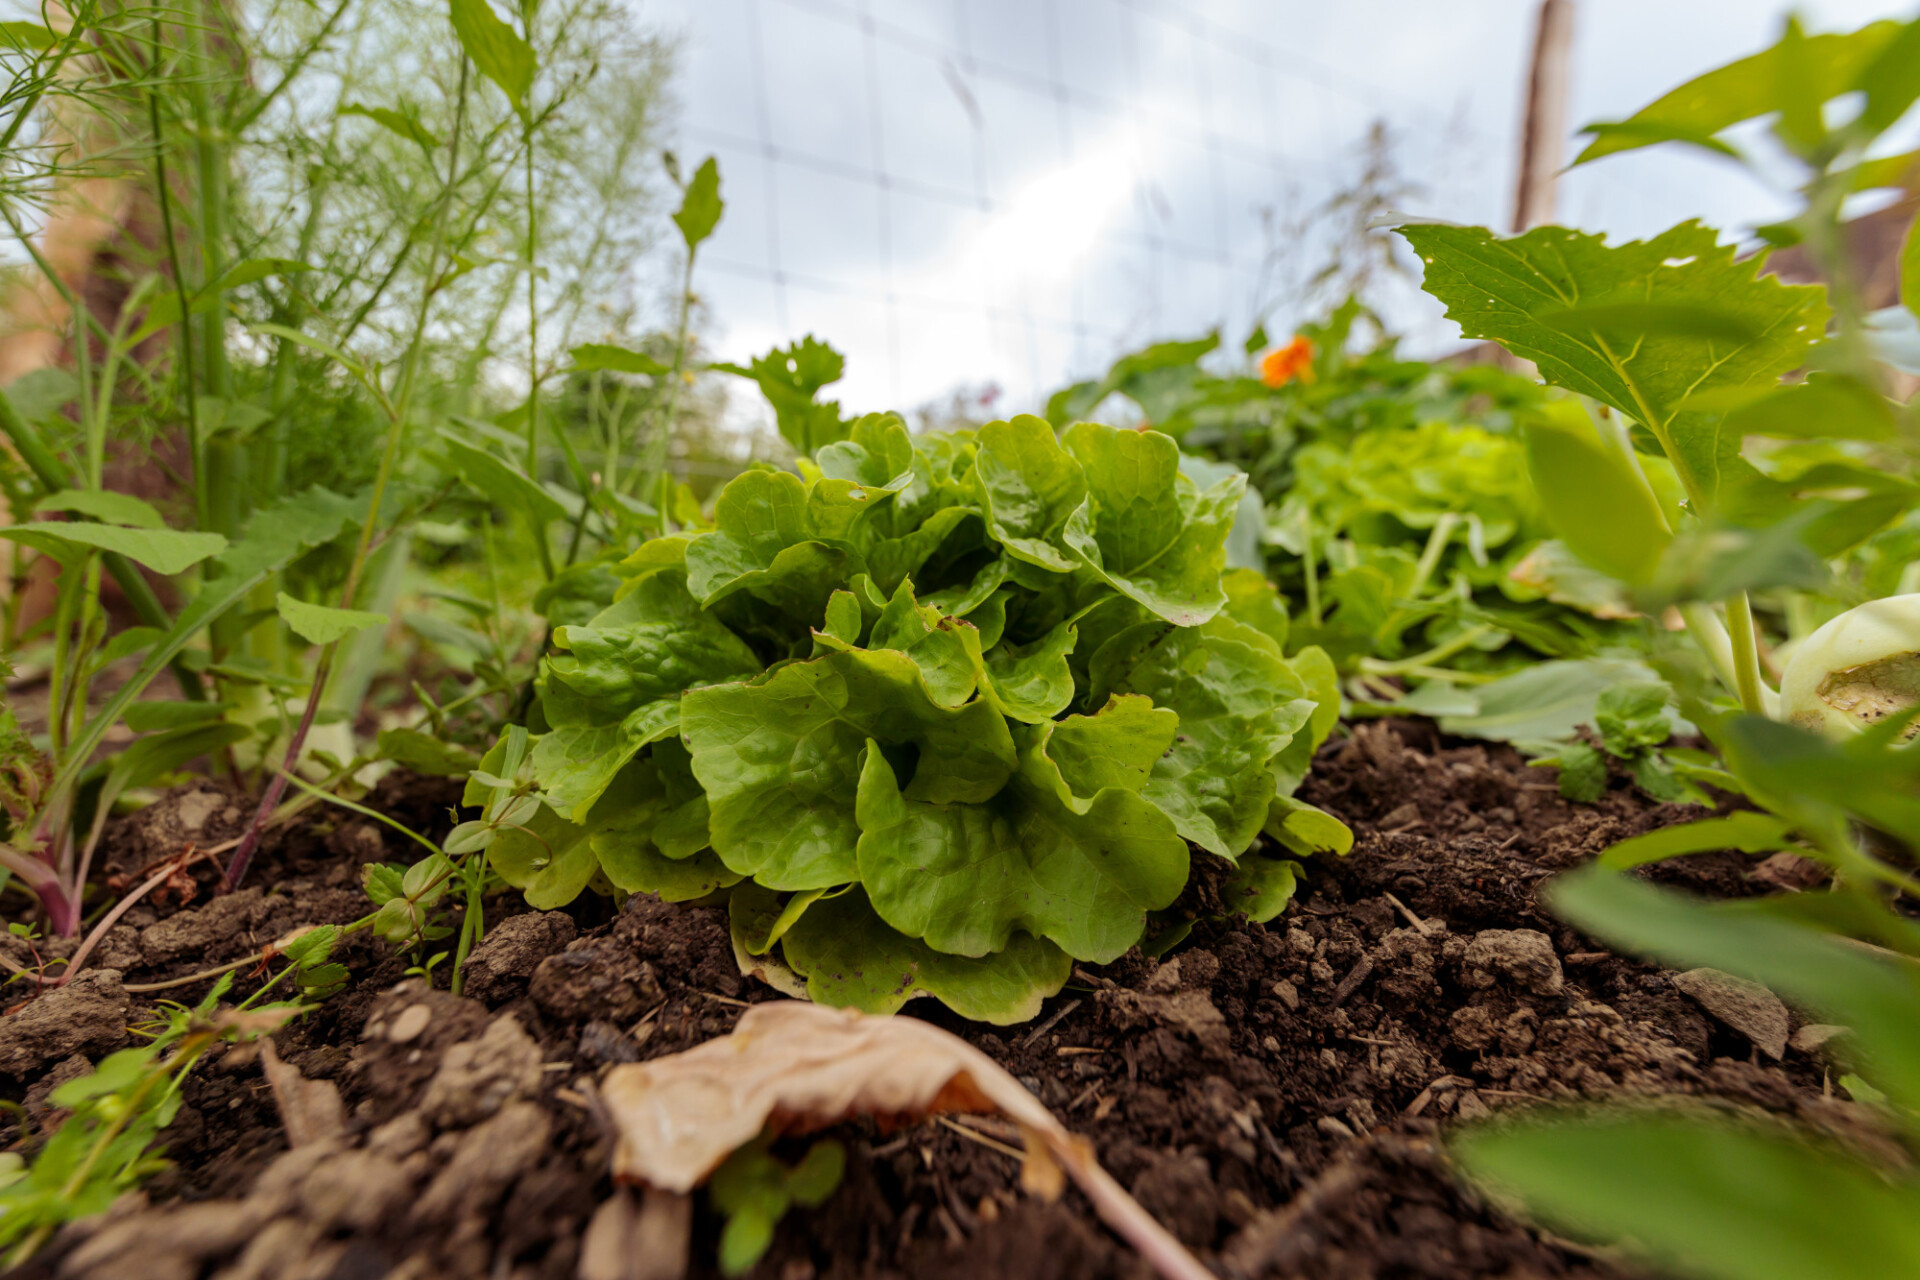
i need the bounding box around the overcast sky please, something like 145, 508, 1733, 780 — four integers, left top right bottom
637, 0, 1920, 416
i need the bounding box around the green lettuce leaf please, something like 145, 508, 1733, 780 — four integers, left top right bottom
1094, 616, 1312, 858
972, 415, 1085, 572
682, 647, 1018, 891
854, 696, 1189, 962
1061, 421, 1242, 625
779, 886, 1071, 1024
534, 569, 761, 819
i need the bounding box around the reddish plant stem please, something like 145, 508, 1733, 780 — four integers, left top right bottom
222, 645, 335, 892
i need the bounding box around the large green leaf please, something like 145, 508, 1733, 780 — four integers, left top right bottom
1522, 401, 1671, 584
685, 469, 848, 621
1, 522, 225, 575
1094, 617, 1311, 858
534, 569, 761, 819
1572, 21, 1903, 164
854, 697, 1189, 962
1061, 421, 1242, 625
779, 887, 1071, 1024
1437, 658, 1666, 749
1400, 220, 1829, 504
1456, 1110, 1920, 1280
1598, 812, 1795, 869
681, 647, 1017, 891
437, 432, 568, 527
971, 415, 1085, 573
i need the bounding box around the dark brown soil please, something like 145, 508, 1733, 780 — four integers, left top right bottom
1, 719, 1875, 1280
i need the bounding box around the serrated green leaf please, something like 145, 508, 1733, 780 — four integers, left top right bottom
447, 0, 534, 108
1061, 421, 1242, 625
779, 886, 1071, 1024
1, 522, 226, 575
1401, 220, 1829, 505
276, 593, 388, 645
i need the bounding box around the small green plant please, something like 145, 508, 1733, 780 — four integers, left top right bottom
0, 927, 343, 1264
1530, 681, 1710, 805
708, 1135, 846, 1275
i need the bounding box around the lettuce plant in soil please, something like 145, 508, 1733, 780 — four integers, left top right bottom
471, 411, 1345, 1023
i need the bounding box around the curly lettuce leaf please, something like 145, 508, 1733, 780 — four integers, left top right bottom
533, 569, 761, 820
682, 647, 1018, 891
1093, 616, 1313, 858
972, 415, 1086, 573
685, 469, 850, 619
1061, 421, 1242, 626
854, 697, 1188, 962
778, 886, 1071, 1024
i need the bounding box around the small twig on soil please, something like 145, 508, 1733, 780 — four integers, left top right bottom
1017, 996, 1082, 1049
1382, 892, 1434, 936
1330, 953, 1375, 1006
60, 849, 211, 986
1217, 1136, 1431, 1280
689, 989, 750, 1008
123, 953, 262, 993
936, 1115, 1028, 1162
1402, 1075, 1473, 1118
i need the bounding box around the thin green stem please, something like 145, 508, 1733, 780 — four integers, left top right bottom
1725, 591, 1769, 717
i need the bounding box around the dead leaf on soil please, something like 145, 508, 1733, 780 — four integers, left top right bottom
600, 1000, 1213, 1280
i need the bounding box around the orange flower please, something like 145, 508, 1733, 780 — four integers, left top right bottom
1260, 336, 1316, 389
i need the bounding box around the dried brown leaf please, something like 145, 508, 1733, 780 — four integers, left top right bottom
601, 1000, 1211, 1280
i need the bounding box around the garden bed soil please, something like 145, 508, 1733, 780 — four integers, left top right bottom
1, 717, 1875, 1280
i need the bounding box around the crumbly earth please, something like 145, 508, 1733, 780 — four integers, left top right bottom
1, 720, 1882, 1280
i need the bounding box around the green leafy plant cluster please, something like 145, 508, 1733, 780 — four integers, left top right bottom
1422, 13, 1920, 1279
476, 410, 1345, 1023
1042, 306, 1636, 699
